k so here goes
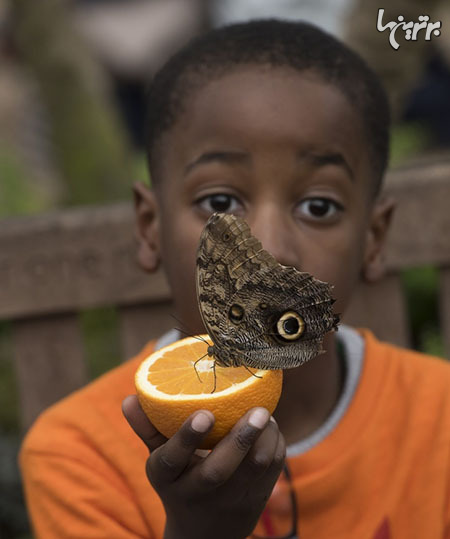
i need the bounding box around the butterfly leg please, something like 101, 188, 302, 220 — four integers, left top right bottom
243, 365, 263, 379
193, 353, 209, 383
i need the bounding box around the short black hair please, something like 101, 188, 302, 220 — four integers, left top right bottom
146, 19, 390, 194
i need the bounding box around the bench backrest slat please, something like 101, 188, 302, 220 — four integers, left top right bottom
0, 205, 171, 320
118, 301, 174, 361
383, 160, 450, 270
12, 314, 88, 429
343, 274, 409, 348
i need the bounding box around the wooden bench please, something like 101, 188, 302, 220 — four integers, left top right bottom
1, 157, 450, 431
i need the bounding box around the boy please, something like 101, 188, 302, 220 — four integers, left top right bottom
20, 20, 450, 538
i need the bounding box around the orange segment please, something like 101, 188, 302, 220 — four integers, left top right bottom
135, 335, 283, 448
148, 356, 259, 395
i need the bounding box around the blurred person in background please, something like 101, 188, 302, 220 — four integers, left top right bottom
209, 0, 353, 38
72, 0, 209, 148
0, 0, 62, 215
346, 0, 450, 149
10, 0, 208, 207
210, 0, 450, 151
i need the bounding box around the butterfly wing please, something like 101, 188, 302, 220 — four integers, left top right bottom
196, 213, 339, 369
196, 212, 275, 347
222, 265, 338, 368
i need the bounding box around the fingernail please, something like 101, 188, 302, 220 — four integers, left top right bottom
191, 412, 212, 433
248, 408, 269, 429
194, 449, 210, 457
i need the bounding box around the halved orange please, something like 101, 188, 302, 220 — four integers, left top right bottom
135, 335, 283, 448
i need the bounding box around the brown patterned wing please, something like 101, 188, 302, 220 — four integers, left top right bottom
196, 213, 339, 369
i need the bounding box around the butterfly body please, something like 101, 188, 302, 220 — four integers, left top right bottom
196, 213, 339, 369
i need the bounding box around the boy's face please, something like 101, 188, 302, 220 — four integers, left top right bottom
136, 67, 392, 334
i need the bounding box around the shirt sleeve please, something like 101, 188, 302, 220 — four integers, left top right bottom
21, 447, 154, 539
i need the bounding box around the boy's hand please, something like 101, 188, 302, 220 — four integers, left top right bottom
122, 396, 286, 539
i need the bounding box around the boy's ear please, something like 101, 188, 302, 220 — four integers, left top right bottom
133, 182, 161, 273
362, 196, 396, 283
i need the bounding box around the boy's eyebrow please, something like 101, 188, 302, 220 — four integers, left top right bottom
184, 150, 250, 176
184, 149, 354, 180
305, 151, 354, 181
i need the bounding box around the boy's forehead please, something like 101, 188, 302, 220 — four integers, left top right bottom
188, 67, 354, 122
173, 66, 364, 148
155, 66, 372, 188
184, 65, 341, 112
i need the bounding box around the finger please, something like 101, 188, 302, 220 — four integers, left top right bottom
253, 427, 286, 501
193, 407, 270, 491
148, 410, 215, 487
122, 395, 167, 452
232, 417, 280, 485
241, 431, 286, 525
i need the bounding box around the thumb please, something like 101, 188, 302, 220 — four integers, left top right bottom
122, 395, 168, 452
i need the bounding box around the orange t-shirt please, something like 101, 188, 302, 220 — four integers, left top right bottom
20, 331, 450, 538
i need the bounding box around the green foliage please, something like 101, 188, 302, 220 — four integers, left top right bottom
0, 149, 51, 217
421, 327, 446, 358
0, 433, 30, 538
80, 308, 122, 380
133, 153, 151, 187
0, 323, 20, 433
402, 266, 445, 358
13, 0, 135, 207
390, 122, 431, 166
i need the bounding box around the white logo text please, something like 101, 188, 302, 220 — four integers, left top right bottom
376, 9, 442, 50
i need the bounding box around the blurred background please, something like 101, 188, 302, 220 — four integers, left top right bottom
1, 1, 449, 536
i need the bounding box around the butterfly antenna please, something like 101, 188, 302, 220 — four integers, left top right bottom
174, 326, 193, 338
175, 327, 209, 346
169, 314, 209, 344
169, 313, 195, 336
194, 333, 209, 345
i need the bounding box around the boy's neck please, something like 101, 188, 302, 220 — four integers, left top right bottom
273, 333, 345, 446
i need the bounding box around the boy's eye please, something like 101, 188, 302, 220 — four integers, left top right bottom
197, 194, 242, 214
297, 198, 343, 221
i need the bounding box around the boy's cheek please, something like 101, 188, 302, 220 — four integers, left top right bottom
159, 219, 203, 319
309, 243, 366, 316
327, 259, 365, 316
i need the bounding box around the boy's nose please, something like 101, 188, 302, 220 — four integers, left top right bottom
248, 212, 300, 269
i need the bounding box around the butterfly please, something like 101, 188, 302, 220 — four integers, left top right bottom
196, 213, 340, 370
